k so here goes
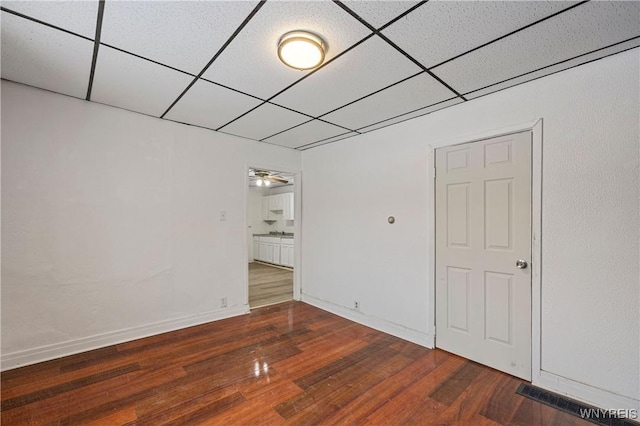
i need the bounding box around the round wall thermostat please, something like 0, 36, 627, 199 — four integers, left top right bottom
388, 216, 395, 224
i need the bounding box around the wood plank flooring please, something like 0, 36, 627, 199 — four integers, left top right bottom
1, 301, 591, 425
249, 262, 293, 308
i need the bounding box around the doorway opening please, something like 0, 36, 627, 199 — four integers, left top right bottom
247, 168, 296, 309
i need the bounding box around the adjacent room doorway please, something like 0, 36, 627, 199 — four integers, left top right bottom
435, 131, 533, 380
246, 168, 296, 309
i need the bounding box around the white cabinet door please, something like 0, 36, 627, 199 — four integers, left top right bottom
253, 238, 260, 261
272, 242, 281, 265
435, 131, 532, 380
262, 197, 274, 220
269, 194, 283, 211
280, 243, 294, 267
282, 193, 294, 220
259, 242, 273, 263
280, 245, 287, 266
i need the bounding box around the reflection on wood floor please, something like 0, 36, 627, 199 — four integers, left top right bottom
249, 262, 293, 308
1, 301, 591, 425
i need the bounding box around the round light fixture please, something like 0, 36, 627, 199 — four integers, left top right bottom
278, 30, 326, 70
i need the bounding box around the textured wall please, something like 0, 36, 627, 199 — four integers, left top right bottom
1, 81, 301, 366
301, 49, 639, 406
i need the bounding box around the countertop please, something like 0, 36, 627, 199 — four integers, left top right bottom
254, 233, 293, 239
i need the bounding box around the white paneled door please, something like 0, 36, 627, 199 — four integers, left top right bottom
435, 131, 532, 380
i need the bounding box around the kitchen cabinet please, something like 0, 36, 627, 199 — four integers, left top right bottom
261, 197, 276, 221
269, 194, 284, 211
261, 193, 294, 221
272, 240, 281, 265
282, 193, 294, 220
258, 236, 281, 264
253, 236, 260, 261
280, 239, 294, 267
252, 236, 293, 268
259, 240, 273, 263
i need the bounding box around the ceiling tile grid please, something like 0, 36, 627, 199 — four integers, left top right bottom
297, 131, 359, 150
164, 79, 263, 131
463, 37, 640, 101
99, 1, 260, 75
220, 102, 311, 141
1, 0, 98, 38
1, 11, 94, 99
91, 46, 195, 117
201, 0, 371, 100
381, 1, 577, 69
321, 73, 457, 130
262, 119, 348, 149
270, 35, 423, 117
432, 0, 640, 95
341, 1, 422, 29
1, 0, 638, 150
358, 97, 465, 134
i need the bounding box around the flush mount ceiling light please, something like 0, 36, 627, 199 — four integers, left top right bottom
277, 30, 326, 70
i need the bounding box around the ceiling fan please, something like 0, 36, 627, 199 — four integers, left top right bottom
251, 169, 289, 186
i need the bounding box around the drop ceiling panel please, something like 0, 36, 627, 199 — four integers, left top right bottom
91, 46, 194, 117
1, 12, 93, 99
3, 0, 638, 152
1, 1, 98, 38
220, 102, 310, 141
201, 0, 371, 99
464, 38, 640, 101
433, 1, 640, 95
298, 132, 359, 150
271, 36, 422, 117
322, 73, 457, 130
165, 80, 262, 131
382, 1, 575, 69
358, 98, 464, 133
341, 1, 422, 29
100, 1, 259, 74
263, 120, 347, 149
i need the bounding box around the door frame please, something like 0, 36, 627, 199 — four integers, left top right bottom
244, 163, 302, 307
427, 118, 543, 381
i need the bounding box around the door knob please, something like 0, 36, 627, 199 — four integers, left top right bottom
516, 259, 528, 269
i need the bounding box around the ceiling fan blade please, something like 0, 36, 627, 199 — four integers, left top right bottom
265, 176, 288, 184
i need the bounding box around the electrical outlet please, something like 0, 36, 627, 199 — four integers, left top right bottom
354, 301, 360, 310
219, 210, 227, 221
221, 297, 227, 308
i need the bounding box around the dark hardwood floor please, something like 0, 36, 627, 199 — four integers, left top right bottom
249, 262, 293, 308
1, 301, 590, 425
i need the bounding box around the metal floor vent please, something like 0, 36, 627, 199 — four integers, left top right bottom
516, 384, 639, 426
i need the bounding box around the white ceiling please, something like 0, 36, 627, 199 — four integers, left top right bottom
2, 1, 638, 151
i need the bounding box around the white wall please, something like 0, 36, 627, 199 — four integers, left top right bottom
301, 49, 639, 410
1, 80, 301, 368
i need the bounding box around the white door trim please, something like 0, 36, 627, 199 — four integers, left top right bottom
244, 163, 302, 306
427, 119, 543, 378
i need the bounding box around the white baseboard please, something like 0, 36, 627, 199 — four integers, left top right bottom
301, 294, 434, 348
534, 370, 640, 412
1, 305, 250, 371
